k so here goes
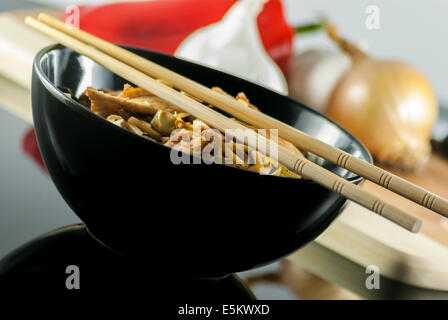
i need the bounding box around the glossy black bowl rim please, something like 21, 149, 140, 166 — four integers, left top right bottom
33, 44, 373, 185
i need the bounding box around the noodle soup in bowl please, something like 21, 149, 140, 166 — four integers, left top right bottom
32, 44, 371, 276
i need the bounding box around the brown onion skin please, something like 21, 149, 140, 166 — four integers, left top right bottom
326, 58, 438, 170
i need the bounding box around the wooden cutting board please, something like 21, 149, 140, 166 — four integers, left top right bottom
306, 171, 448, 291
0, 8, 57, 90
293, 158, 448, 292
1, 7, 447, 291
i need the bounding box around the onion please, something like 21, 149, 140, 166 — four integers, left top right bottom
325, 24, 438, 170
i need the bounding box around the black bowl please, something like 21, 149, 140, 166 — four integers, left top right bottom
32, 45, 372, 275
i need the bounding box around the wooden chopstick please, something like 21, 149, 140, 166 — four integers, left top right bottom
25, 16, 421, 232
36, 13, 448, 220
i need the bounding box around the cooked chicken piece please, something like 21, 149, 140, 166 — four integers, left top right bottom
86, 84, 182, 118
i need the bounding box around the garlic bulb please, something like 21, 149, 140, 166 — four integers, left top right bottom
288, 49, 350, 113
175, 0, 288, 94
324, 24, 438, 170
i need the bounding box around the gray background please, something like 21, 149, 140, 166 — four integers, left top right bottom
0, 0, 446, 299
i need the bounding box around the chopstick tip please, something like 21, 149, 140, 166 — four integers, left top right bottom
24, 16, 35, 25
411, 219, 422, 233
38, 12, 49, 21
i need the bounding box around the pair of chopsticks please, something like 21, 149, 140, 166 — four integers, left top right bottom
26, 14, 447, 233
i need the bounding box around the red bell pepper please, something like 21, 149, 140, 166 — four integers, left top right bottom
22, 128, 47, 173
64, 0, 294, 74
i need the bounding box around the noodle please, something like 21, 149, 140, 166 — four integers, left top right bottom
76, 83, 303, 178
